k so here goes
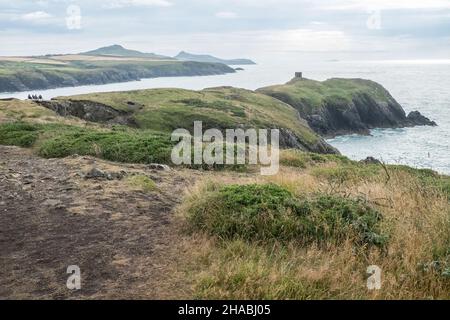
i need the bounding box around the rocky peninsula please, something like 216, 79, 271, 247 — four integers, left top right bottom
258, 77, 436, 137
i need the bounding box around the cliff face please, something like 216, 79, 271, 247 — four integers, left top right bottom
38, 100, 137, 127
258, 78, 437, 137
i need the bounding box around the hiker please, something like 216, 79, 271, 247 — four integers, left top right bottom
38, 95, 43, 100
28, 94, 32, 100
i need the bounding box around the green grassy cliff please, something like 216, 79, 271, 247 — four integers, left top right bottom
258, 77, 436, 136
42, 87, 337, 153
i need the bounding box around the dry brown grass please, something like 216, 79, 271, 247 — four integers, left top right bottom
178, 162, 450, 299
0, 100, 94, 127
0, 57, 68, 65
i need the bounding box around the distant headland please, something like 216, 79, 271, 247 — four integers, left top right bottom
0, 45, 255, 93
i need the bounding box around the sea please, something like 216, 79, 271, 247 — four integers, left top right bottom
1, 56, 449, 174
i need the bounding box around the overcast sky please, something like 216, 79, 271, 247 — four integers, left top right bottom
1, 0, 449, 59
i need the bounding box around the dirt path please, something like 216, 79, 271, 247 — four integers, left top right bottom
0, 146, 196, 299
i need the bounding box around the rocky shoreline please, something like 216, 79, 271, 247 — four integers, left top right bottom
300, 96, 437, 138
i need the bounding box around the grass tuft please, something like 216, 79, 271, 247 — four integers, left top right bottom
126, 175, 157, 192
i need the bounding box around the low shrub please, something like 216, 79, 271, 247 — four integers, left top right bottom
185, 183, 387, 246
0, 122, 175, 165
0, 122, 40, 147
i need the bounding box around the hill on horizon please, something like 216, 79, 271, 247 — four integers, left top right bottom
174, 51, 256, 65
80, 44, 173, 60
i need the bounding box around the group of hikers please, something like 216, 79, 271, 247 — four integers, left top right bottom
28, 94, 43, 101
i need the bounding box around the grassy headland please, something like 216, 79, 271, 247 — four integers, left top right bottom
259, 77, 395, 113
258, 77, 436, 136
46, 86, 336, 153
0, 58, 235, 93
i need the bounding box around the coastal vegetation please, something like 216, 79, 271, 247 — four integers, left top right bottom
0, 78, 447, 299
180, 152, 450, 299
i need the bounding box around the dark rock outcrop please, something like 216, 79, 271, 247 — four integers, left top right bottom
84, 167, 127, 180
301, 92, 436, 137
360, 157, 382, 165
148, 164, 171, 171
406, 111, 437, 126
278, 128, 339, 154
38, 99, 137, 126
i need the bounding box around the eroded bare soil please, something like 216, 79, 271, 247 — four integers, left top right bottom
0, 146, 197, 299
